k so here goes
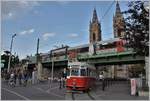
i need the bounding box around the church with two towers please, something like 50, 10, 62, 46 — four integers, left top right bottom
89, 1, 125, 43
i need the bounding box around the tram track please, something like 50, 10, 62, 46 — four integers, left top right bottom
87, 91, 95, 100
71, 92, 75, 100
70, 90, 95, 100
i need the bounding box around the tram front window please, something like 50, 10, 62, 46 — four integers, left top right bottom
80, 69, 86, 76
71, 69, 79, 76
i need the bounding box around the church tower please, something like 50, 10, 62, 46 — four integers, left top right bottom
113, 1, 125, 38
89, 8, 102, 43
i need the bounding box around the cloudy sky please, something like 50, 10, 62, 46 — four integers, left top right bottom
1, 0, 128, 59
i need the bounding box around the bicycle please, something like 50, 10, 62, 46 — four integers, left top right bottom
8, 78, 15, 88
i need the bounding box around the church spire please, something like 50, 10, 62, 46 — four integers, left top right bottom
115, 1, 121, 16
113, 1, 125, 38
92, 8, 99, 23
89, 8, 102, 43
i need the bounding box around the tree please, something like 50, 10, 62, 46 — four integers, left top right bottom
11, 55, 20, 67
123, 1, 149, 56
1, 51, 9, 68
1, 51, 20, 69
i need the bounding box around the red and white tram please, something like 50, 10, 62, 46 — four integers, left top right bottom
66, 62, 96, 91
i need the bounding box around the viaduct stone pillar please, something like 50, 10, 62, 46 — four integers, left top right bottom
37, 55, 43, 81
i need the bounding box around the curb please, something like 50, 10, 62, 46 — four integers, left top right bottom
138, 91, 149, 97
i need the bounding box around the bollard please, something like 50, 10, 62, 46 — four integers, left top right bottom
59, 78, 62, 89
102, 79, 105, 91
48, 77, 51, 89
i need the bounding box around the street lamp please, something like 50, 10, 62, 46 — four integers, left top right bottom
7, 34, 17, 73
50, 45, 66, 80
51, 53, 54, 80
51, 45, 58, 80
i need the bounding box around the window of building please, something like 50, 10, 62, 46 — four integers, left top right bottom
93, 33, 96, 41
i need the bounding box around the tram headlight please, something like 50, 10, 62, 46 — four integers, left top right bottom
67, 76, 70, 79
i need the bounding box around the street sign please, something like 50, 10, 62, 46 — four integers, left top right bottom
130, 78, 137, 95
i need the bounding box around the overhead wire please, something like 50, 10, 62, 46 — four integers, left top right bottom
101, 0, 116, 22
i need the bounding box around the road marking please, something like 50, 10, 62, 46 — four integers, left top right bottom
46, 86, 59, 92
34, 87, 64, 98
2, 88, 30, 100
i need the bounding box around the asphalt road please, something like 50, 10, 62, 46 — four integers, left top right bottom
1, 80, 65, 100
1, 80, 149, 100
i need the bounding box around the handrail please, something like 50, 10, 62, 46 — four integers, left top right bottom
77, 50, 136, 59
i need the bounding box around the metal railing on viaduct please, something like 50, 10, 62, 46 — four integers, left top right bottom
28, 49, 145, 67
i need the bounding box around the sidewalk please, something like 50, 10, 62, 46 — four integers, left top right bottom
90, 80, 149, 100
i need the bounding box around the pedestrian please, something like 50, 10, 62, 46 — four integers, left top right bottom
32, 68, 37, 84
99, 72, 103, 82
14, 70, 17, 85
18, 70, 22, 86
100, 72, 105, 91
32, 69, 35, 84
28, 71, 32, 85
62, 68, 67, 88
23, 70, 28, 86
9, 71, 15, 87
59, 72, 62, 89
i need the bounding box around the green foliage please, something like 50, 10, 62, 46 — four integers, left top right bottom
11, 55, 20, 66
1, 54, 9, 69
123, 1, 149, 56
1, 51, 20, 69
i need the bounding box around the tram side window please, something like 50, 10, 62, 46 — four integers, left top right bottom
88, 69, 92, 76
89, 70, 95, 77
71, 69, 79, 76
80, 69, 86, 76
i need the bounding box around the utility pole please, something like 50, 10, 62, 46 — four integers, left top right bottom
36, 38, 43, 81
51, 45, 58, 81
36, 38, 39, 63
7, 34, 16, 73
